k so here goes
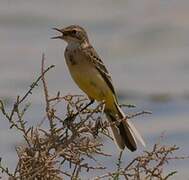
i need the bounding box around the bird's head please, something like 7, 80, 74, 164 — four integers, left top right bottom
52, 25, 89, 45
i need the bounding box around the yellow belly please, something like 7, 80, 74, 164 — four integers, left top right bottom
67, 61, 115, 107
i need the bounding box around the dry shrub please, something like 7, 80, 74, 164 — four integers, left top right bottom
0, 55, 187, 180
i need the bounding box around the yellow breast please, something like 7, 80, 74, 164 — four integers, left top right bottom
65, 55, 115, 107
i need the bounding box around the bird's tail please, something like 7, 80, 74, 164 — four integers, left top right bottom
105, 103, 145, 151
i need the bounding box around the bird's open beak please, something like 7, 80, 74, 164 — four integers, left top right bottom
51, 28, 64, 39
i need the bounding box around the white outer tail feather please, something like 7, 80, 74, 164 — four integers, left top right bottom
118, 105, 146, 147
127, 119, 146, 147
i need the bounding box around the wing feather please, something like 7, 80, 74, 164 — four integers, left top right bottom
82, 46, 116, 96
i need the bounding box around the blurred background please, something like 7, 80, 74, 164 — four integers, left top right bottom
0, 0, 189, 179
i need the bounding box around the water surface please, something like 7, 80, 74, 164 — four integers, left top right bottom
0, 0, 189, 179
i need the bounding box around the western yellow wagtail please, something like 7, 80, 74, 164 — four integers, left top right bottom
52, 25, 145, 151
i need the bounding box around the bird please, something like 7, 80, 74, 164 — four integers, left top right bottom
52, 25, 145, 151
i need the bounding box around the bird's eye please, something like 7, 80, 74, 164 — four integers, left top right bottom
72, 30, 77, 34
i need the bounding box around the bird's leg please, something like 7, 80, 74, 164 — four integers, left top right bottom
95, 100, 105, 133
76, 99, 95, 116
63, 99, 95, 125
100, 100, 106, 116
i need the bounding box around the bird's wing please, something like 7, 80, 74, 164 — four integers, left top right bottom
82, 46, 116, 96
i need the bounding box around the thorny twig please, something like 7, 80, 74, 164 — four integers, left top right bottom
0, 55, 187, 180
95, 144, 188, 180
